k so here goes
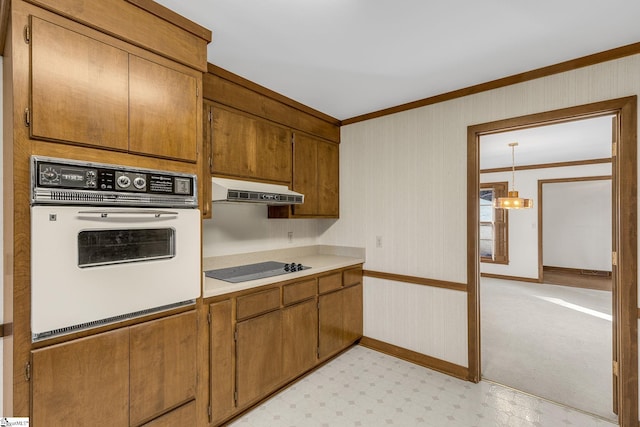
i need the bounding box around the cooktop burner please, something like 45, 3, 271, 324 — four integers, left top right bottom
204, 261, 310, 283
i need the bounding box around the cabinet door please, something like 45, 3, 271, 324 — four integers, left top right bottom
202, 101, 214, 219
254, 119, 292, 182
236, 310, 282, 408
291, 133, 339, 217
31, 328, 129, 426
343, 283, 363, 345
317, 140, 340, 216
318, 290, 345, 360
129, 55, 199, 161
291, 133, 318, 216
30, 16, 129, 150
212, 107, 291, 182
209, 300, 236, 425
211, 107, 254, 177
282, 298, 318, 380
130, 311, 197, 426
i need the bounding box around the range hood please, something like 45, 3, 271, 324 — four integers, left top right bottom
212, 177, 304, 205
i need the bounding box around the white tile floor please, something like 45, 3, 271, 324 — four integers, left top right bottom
229, 346, 617, 427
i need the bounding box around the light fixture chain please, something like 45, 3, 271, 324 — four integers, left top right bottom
511, 143, 515, 191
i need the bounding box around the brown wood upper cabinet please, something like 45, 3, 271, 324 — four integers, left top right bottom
202, 67, 341, 219
270, 132, 339, 218
30, 16, 129, 152
210, 106, 292, 183
128, 56, 198, 162
293, 133, 339, 217
30, 15, 200, 162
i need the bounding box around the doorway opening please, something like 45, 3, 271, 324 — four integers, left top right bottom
540, 177, 613, 292
480, 120, 614, 419
466, 97, 637, 426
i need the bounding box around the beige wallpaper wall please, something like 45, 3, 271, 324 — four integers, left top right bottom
319, 54, 640, 369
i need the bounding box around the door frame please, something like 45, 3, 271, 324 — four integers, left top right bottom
466, 96, 637, 425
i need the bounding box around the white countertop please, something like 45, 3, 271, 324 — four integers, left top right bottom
203, 245, 365, 298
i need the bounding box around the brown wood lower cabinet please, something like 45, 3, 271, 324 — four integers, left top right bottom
282, 298, 318, 380
31, 311, 197, 427
319, 283, 363, 361
318, 289, 344, 359
32, 328, 130, 426
207, 265, 363, 426
209, 301, 235, 425
236, 309, 283, 408
141, 401, 196, 427
130, 311, 197, 425
343, 283, 364, 345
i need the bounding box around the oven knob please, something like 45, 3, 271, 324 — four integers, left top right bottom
41, 168, 59, 182
86, 171, 97, 187
296, 263, 303, 271
117, 175, 131, 188
284, 263, 291, 272
133, 176, 146, 190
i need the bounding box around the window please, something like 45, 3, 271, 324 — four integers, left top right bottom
480, 182, 509, 263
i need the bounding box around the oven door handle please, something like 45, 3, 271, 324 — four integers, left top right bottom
77, 209, 179, 218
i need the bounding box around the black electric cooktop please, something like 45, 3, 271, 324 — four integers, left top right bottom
204, 261, 310, 283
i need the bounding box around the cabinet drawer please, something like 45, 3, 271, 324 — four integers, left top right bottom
343, 267, 363, 287
318, 272, 342, 294
283, 279, 317, 305
237, 288, 280, 320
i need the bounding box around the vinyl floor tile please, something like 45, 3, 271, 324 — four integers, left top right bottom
228, 346, 617, 427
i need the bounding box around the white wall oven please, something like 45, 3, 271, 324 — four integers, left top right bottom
30, 156, 201, 341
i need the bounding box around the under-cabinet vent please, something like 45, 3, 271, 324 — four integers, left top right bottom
212, 177, 304, 205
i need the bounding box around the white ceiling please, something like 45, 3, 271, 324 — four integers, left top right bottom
480, 115, 614, 170
155, 0, 640, 120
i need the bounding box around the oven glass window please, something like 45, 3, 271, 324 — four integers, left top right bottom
78, 228, 175, 267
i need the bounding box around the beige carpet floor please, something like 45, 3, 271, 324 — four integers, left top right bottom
480, 277, 616, 422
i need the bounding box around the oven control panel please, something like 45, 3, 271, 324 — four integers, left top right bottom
31, 156, 198, 207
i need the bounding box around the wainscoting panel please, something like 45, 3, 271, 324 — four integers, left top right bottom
363, 277, 468, 367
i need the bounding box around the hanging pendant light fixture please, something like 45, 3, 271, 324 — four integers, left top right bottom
494, 142, 533, 209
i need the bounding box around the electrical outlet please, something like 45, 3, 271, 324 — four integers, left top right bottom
376, 236, 382, 248
288, 231, 293, 243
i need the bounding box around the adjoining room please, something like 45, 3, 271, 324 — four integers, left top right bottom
479, 116, 616, 421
